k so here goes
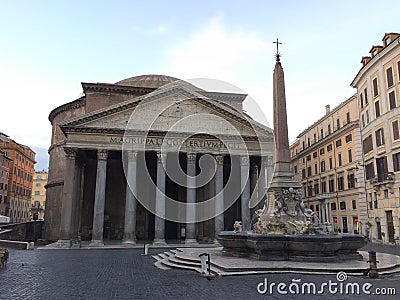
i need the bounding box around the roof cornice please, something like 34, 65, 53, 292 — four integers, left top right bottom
351, 36, 400, 87
82, 82, 156, 95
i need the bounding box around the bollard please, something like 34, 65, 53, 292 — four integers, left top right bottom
142, 243, 150, 256
199, 253, 208, 274
367, 251, 379, 278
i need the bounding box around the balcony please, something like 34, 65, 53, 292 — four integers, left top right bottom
370, 172, 395, 190
315, 193, 329, 200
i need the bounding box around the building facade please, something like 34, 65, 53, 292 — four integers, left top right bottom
1, 133, 36, 222
351, 33, 400, 243
0, 143, 12, 216
45, 75, 274, 245
290, 96, 368, 234
31, 170, 47, 220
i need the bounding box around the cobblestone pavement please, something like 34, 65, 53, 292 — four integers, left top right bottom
0, 246, 399, 300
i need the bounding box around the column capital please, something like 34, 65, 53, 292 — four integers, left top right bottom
187, 153, 196, 165
240, 156, 250, 166
127, 150, 138, 161
157, 152, 167, 164
64, 147, 77, 159
97, 149, 108, 161
215, 155, 224, 165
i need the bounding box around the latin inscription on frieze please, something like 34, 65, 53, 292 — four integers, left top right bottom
109, 136, 243, 150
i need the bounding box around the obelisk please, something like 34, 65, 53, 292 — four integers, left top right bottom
269, 42, 301, 189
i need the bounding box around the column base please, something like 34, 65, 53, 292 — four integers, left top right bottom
89, 240, 104, 247
152, 239, 167, 246
185, 239, 198, 245
122, 239, 137, 246
56, 239, 81, 249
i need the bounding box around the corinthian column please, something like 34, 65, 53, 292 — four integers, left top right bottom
58, 147, 79, 246
123, 151, 138, 245
186, 152, 197, 244
240, 156, 251, 231
214, 155, 224, 241
89, 149, 108, 247
153, 152, 167, 245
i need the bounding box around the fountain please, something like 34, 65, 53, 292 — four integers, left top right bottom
217, 44, 367, 262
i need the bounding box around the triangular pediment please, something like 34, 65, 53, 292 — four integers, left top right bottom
60, 81, 272, 139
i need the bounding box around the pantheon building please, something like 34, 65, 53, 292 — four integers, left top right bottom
44, 75, 274, 246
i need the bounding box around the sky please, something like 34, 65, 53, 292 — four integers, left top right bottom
1, 0, 399, 170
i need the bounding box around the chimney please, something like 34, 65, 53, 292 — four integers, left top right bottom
325, 104, 330, 115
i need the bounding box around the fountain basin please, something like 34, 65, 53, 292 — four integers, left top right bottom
218, 231, 367, 262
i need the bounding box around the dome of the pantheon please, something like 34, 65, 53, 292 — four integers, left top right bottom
115, 74, 180, 89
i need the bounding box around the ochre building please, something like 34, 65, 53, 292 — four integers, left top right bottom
290, 96, 367, 234
351, 33, 400, 243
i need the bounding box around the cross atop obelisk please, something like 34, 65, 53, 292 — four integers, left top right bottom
273, 38, 282, 61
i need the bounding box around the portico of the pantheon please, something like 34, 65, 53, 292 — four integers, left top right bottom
44, 75, 274, 246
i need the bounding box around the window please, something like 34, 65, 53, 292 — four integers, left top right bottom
329, 175, 335, 192
302, 169, 306, 179
313, 151, 317, 158
340, 201, 346, 210
361, 114, 365, 128
393, 152, 400, 172
375, 101, 380, 118
294, 165, 298, 174
345, 134, 352, 143
375, 128, 385, 147
338, 153, 342, 166
321, 178, 327, 193
336, 118, 340, 130
352, 200, 357, 210
363, 135, 373, 154
307, 184, 313, 197
360, 93, 364, 109
365, 162, 375, 180
393, 120, 399, 140
398, 61, 400, 81
384, 189, 389, 199
327, 144, 332, 152
347, 172, 355, 189
385, 37, 391, 46
307, 155, 311, 161
307, 166, 312, 177
374, 192, 378, 208
329, 157, 333, 170
373, 78, 379, 97
389, 91, 396, 109
346, 112, 350, 124
331, 202, 336, 211
320, 160, 326, 172
314, 181, 319, 195
313, 134, 316, 143
328, 124, 331, 134
348, 149, 352, 163
387, 67, 394, 87
364, 88, 368, 104
35, 183, 41, 187
336, 139, 342, 147
307, 137, 310, 147
320, 148, 325, 155
366, 110, 370, 124
320, 128, 324, 139
337, 173, 344, 190
314, 163, 318, 174
35, 191, 40, 196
